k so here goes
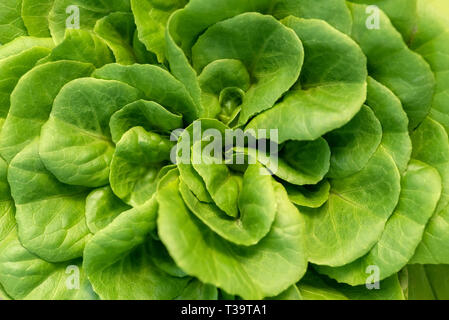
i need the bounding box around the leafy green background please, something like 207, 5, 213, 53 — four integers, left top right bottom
0, 0, 448, 300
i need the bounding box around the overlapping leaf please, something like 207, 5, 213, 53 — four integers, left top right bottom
0, 0, 448, 301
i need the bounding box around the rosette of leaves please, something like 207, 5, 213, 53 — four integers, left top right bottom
155, 119, 308, 299
0, 0, 449, 300
136, 0, 448, 299
0, 1, 210, 300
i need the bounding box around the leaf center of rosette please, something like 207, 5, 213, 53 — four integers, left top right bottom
218, 87, 245, 124
191, 12, 304, 125
175, 119, 278, 246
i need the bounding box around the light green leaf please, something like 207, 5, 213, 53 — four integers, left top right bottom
407, 264, 449, 300
131, 0, 187, 62
317, 160, 441, 285
0, 46, 52, 129
266, 285, 302, 300
348, 2, 434, 129
176, 119, 228, 203
148, 239, 187, 278
273, 0, 353, 34
0, 228, 97, 300
8, 141, 91, 262
84, 197, 191, 300
110, 127, 174, 207
299, 284, 348, 300
158, 170, 308, 299
165, 13, 202, 109
85, 186, 131, 234
297, 270, 348, 300
234, 138, 331, 187
0, 36, 53, 59
93, 63, 198, 123
167, 0, 274, 54
0, 0, 27, 44
412, 204, 449, 264
132, 29, 159, 65
302, 147, 401, 266
410, 0, 449, 136
285, 181, 330, 208
165, 0, 276, 108
21, 0, 54, 37
191, 12, 303, 125
109, 99, 183, 144
179, 164, 276, 246
48, 0, 130, 44
298, 270, 404, 300
349, 0, 418, 42
42, 29, 114, 68
0, 60, 95, 163
410, 118, 449, 264
0, 157, 14, 242
411, 117, 449, 215
365, 77, 411, 173
198, 59, 251, 95
0, 284, 11, 300
247, 17, 367, 143
274, 139, 331, 185
39, 78, 140, 188
198, 59, 250, 120
175, 280, 218, 300
190, 140, 242, 218
336, 275, 404, 300
325, 105, 382, 178
94, 12, 136, 65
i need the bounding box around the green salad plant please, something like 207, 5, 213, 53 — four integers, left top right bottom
0, 0, 449, 300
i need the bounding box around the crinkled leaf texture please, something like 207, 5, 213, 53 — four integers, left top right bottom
157, 169, 308, 300
0, 0, 449, 301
